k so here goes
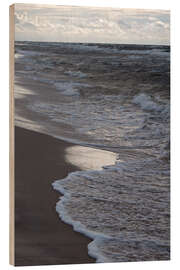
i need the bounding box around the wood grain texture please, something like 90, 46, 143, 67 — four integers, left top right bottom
9, 4, 15, 266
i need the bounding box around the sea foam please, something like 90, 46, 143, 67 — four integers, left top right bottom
52, 154, 170, 262
132, 93, 164, 112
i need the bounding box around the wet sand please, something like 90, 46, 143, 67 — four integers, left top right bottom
15, 126, 95, 266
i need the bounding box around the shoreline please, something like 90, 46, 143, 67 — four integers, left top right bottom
15, 126, 95, 266
13, 40, 170, 265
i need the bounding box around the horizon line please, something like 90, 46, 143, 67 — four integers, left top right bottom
14, 40, 170, 46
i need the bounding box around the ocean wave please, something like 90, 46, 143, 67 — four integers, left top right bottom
64, 70, 87, 78
52, 155, 170, 262
15, 41, 170, 262
132, 93, 164, 112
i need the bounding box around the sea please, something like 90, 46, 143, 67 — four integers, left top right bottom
14, 41, 170, 262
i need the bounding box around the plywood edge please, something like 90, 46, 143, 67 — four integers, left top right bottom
9, 4, 15, 266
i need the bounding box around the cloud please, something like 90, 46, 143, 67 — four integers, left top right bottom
14, 4, 170, 45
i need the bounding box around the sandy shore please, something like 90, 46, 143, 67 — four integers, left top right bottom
15, 126, 95, 266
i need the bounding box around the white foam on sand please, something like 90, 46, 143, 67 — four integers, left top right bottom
52, 142, 170, 262
52, 145, 117, 262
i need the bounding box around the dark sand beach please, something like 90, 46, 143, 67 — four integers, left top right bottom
15, 126, 95, 266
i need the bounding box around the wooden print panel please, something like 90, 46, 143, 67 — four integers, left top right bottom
10, 3, 170, 266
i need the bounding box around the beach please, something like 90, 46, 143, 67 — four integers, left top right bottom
15, 126, 95, 266
14, 42, 170, 263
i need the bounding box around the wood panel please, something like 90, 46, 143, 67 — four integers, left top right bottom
9, 4, 15, 266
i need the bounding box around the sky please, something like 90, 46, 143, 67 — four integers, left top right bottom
14, 4, 170, 45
